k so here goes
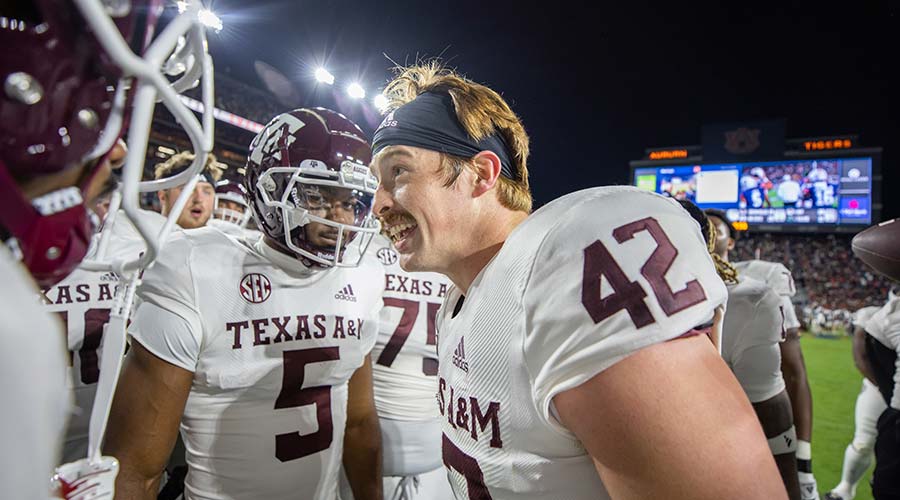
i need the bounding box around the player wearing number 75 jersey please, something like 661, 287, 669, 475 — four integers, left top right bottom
105, 108, 385, 500
355, 234, 455, 499
370, 62, 788, 499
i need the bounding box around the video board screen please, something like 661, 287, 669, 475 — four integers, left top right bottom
633, 157, 873, 227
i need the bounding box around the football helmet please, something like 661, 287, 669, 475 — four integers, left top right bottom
213, 179, 252, 228
0, 0, 216, 286
244, 108, 379, 267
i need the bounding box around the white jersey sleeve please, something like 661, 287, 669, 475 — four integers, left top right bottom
522, 190, 728, 425
864, 296, 900, 409
854, 306, 882, 329
733, 260, 796, 298
781, 295, 801, 330
129, 232, 203, 371
1, 247, 69, 499
722, 277, 786, 403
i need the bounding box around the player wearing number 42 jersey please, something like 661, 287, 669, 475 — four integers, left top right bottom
370, 62, 788, 499
105, 108, 385, 500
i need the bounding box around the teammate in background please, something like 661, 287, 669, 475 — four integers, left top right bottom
715, 210, 820, 500
824, 305, 888, 500
777, 175, 802, 209
207, 178, 262, 239
684, 203, 800, 499
155, 151, 223, 229
105, 108, 385, 500
347, 234, 455, 499
859, 286, 900, 499
370, 62, 786, 499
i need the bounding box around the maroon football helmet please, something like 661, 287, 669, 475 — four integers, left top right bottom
213, 179, 251, 228
244, 108, 379, 267
0, 0, 215, 287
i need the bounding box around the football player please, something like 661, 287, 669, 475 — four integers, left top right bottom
208, 178, 261, 238
686, 203, 800, 499
1, 0, 216, 498
155, 151, 224, 229
726, 215, 820, 500
859, 287, 900, 499
345, 234, 455, 499
104, 108, 385, 500
370, 62, 786, 499
824, 305, 887, 500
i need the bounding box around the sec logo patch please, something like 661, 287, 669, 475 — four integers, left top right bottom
377, 247, 398, 266
240, 273, 272, 303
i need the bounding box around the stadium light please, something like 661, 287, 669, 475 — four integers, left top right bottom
373, 94, 388, 112
315, 67, 335, 85
197, 8, 223, 32
347, 83, 365, 99
176, 2, 223, 32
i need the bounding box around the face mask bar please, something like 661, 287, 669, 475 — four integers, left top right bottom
256, 165, 381, 267
58, 0, 215, 470
214, 194, 252, 227
76, 0, 215, 277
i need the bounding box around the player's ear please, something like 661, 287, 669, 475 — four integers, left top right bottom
727, 237, 735, 252
471, 150, 501, 198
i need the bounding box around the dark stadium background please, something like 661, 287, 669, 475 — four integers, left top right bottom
150, 0, 898, 221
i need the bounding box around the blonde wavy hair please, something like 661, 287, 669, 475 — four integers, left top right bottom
154, 151, 224, 183
381, 61, 532, 213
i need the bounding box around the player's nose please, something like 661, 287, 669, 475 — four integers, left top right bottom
373, 185, 393, 218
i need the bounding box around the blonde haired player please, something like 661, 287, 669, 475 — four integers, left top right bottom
154, 151, 224, 229
370, 61, 786, 499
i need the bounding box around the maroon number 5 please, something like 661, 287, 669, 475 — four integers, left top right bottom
274, 346, 340, 462
582, 217, 707, 328
376, 298, 440, 375
442, 434, 493, 499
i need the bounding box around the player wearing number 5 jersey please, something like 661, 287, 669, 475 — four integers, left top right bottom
370, 62, 787, 499
105, 108, 385, 500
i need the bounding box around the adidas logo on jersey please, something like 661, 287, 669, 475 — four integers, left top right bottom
452, 337, 469, 372
334, 284, 357, 302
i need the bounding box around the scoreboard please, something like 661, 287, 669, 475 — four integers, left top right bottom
630, 127, 882, 233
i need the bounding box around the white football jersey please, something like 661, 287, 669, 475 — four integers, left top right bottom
130, 229, 383, 500
733, 259, 800, 330
864, 293, 900, 409
435, 187, 728, 499
722, 276, 786, 403
853, 306, 881, 329
206, 218, 263, 240
0, 245, 69, 499
41, 210, 164, 462
369, 234, 452, 421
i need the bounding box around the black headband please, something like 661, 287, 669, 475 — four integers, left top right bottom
372, 91, 518, 180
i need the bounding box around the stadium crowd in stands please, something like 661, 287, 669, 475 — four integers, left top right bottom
733, 232, 893, 333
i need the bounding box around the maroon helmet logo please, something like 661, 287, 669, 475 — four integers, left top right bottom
723, 127, 761, 155
240, 273, 272, 303
377, 247, 398, 266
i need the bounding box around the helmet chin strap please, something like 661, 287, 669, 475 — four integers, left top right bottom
0, 161, 93, 288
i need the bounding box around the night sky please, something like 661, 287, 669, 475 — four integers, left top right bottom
200, 0, 898, 219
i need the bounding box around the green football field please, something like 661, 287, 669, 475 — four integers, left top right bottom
802, 333, 875, 500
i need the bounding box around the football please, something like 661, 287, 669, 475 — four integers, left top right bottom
852, 218, 900, 281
